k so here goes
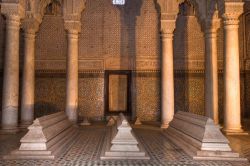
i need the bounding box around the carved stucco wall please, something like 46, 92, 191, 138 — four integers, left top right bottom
36, 16, 67, 61
35, 15, 67, 71
79, 0, 159, 60
174, 15, 205, 62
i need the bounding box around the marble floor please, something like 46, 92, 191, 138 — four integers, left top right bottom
0, 124, 250, 166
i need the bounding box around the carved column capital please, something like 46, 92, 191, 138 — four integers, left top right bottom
63, 0, 87, 34
160, 17, 176, 37
222, 2, 244, 26
64, 20, 81, 34
21, 18, 41, 34
204, 18, 221, 36
0, 1, 25, 19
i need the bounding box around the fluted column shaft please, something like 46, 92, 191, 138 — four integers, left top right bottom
20, 31, 36, 127
66, 30, 79, 123
161, 33, 174, 128
205, 27, 219, 124
1, 15, 21, 132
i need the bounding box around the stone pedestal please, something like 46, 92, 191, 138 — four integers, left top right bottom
1, 15, 21, 133
20, 31, 36, 128
65, 30, 79, 123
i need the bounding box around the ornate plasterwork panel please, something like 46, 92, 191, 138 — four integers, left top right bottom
173, 8, 206, 70
35, 15, 67, 61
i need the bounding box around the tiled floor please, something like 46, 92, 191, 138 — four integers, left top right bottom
0, 124, 249, 166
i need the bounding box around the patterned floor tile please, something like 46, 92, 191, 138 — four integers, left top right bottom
0, 125, 249, 166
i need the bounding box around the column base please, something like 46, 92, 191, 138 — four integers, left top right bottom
19, 122, 33, 130
0, 127, 20, 134
161, 123, 169, 129
222, 128, 249, 135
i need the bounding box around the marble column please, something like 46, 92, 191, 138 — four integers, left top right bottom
1, 15, 21, 132
222, 16, 244, 134
161, 32, 175, 128
20, 30, 36, 127
65, 30, 79, 123
204, 19, 220, 125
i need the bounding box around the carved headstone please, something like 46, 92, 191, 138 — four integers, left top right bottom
101, 113, 149, 160
162, 111, 247, 161
4, 112, 78, 160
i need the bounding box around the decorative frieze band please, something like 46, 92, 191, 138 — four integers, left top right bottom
33, 59, 233, 71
